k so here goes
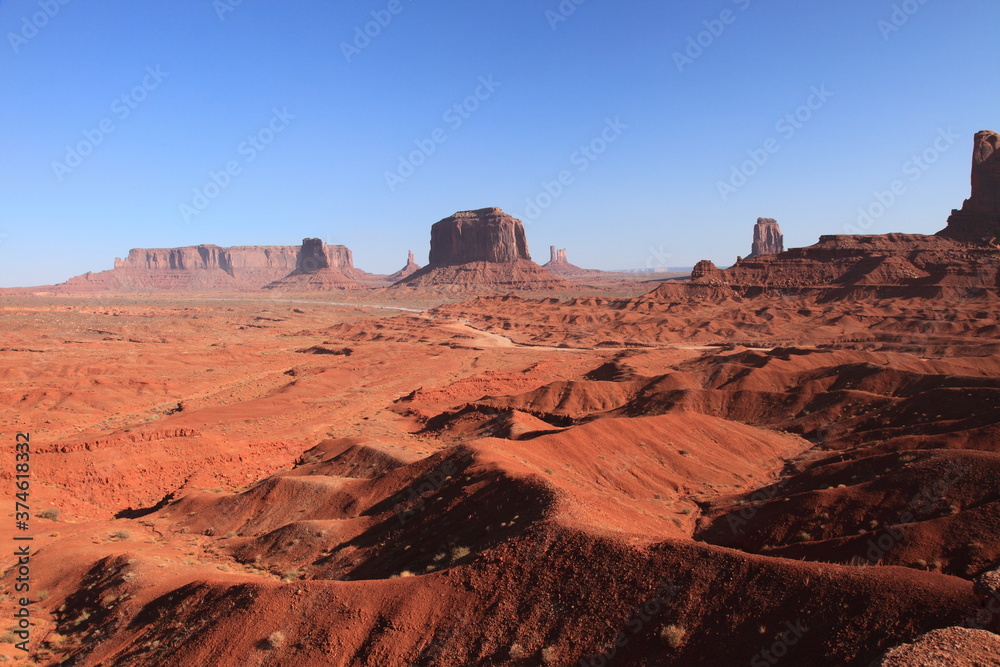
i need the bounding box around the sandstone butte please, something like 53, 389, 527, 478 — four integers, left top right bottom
392, 207, 573, 291
386, 250, 422, 282
541, 246, 603, 277
747, 217, 784, 258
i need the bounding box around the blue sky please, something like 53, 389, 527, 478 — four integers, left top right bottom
1, 0, 998, 286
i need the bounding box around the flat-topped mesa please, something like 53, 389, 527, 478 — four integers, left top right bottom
748, 218, 784, 257
428, 207, 531, 266
938, 130, 1000, 243
394, 208, 571, 291
59, 240, 364, 292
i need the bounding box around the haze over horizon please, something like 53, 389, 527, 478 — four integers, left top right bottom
2, 0, 998, 287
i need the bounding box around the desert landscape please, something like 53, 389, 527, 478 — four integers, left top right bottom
0, 129, 999, 666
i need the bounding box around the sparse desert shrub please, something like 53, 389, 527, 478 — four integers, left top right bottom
399, 570, 415, 578
36, 508, 60, 521
541, 646, 558, 664
796, 531, 812, 543
281, 569, 300, 582
451, 546, 471, 561
0, 632, 17, 644
508, 643, 527, 659
37, 590, 49, 601
661, 623, 685, 649
111, 530, 131, 541
264, 630, 286, 650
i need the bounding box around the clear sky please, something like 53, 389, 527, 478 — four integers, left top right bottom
1, 0, 998, 286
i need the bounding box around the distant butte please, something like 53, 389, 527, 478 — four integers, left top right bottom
387, 250, 421, 282
393, 207, 571, 291
542, 246, 602, 277
264, 238, 367, 290
747, 218, 784, 258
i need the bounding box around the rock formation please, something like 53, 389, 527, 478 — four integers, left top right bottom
748, 218, 784, 257
394, 208, 571, 291
387, 251, 421, 282
427, 208, 530, 266
542, 246, 602, 277
689, 233, 998, 294
56, 240, 367, 292
264, 239, 367, 290
938, 130, 1000, 244
687, 131, 1000, 297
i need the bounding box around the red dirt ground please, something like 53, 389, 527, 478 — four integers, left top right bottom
1, 285, 998, 666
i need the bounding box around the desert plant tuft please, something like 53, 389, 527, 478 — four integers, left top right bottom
264, 630, 286, 650
661, 624, 685, 649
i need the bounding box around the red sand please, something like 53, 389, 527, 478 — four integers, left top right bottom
1, 284, 998, 666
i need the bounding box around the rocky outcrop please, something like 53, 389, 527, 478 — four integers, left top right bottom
748, 218, 784, 257
685, 132, 1000, 297
690, 260, 721, 282
938, 130, 1000, 244
690, 233, 998, 293
394, 208, 571, 291
427, 208, 531, 266
387, 251, 421, 282
57, 240, 366, 292
264, 239, 367, 290
542, 246, 602, 277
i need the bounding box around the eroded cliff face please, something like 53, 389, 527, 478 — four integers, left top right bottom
427, 208, 531, 266
395, 208, 570, 291
688, 131, 1000, 295
939, 130, 1000, 243
749, 218, 784, 257
62, 240, 362, 292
